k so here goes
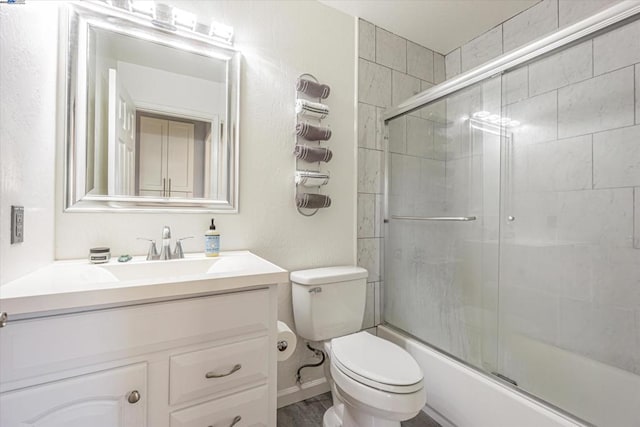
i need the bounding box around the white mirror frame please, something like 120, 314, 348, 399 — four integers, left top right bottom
61, 2, 240, 213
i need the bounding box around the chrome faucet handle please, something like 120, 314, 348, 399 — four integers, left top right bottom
173, 236, 194, 259
137, 238, 159, 260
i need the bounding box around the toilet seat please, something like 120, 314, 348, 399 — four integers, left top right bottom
330, 332, 423, 394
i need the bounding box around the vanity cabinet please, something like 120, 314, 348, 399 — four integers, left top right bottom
0, 286, 278, 427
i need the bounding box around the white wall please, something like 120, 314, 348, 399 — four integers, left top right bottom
0, 2, 59, 285
117, 61, 226, 119
0, 0, 357, 394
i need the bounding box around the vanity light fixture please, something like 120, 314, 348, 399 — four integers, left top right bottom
107, 0, 234, 45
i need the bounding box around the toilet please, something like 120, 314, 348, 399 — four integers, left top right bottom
291, 266, 426, 427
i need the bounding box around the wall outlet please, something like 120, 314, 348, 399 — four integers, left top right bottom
11, 206, 24, 244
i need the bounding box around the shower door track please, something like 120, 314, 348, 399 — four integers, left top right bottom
381, 1, 640, 122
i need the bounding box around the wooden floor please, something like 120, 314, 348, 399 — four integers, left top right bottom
277, 392, 441, 427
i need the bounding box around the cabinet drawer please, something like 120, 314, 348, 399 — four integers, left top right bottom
170, 336, 269, 405
170, 385, 268, 427
1, 289, 269, 385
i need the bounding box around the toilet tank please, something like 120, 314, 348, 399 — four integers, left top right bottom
291, 266, 368, 341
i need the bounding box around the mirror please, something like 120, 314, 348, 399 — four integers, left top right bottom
62, 2, 240, 212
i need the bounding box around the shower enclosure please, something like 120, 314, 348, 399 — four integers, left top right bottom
383, 5, 640, 426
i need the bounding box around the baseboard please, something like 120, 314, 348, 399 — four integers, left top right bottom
277, 377, 331, 408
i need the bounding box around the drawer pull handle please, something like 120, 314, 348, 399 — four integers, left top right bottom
208, 415, 241, 427
205, 364, 242, 379
127, 390, 141, 404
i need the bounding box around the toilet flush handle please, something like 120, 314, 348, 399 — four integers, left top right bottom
308, 287, 322, 294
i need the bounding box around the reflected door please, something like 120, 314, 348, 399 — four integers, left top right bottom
139, 117, 195, 198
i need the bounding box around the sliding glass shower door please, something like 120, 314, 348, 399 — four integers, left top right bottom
385, 76, 502, 373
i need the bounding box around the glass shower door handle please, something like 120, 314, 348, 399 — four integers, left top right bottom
390, 215, 477, 221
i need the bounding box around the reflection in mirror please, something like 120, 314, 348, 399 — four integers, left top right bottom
64, 3, 240, 212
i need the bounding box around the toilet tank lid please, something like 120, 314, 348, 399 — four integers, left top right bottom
290, 266, 368, 285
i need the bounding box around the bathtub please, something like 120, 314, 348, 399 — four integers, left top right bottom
377, 325, 588, 427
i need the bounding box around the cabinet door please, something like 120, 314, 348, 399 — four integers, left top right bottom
166, 120, 195, 196
139, 116, 168, 195
0, 363, 146, 427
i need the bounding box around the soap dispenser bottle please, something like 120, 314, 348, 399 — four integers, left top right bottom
205, 218, 220, 257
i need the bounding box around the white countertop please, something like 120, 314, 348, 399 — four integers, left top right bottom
0, 251, 288, 318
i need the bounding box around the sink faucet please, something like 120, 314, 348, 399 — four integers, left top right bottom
139, 226, 193, 261
159, 225, 172, 260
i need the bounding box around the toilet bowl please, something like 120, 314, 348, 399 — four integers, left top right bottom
324, 332, 426, 427
291, 267, 426, 427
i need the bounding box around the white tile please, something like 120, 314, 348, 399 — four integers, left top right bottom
358, 103, 376, 149
434, 52, 446, 84
558, 299, 637, 374
633, 187, 640, 249
445, 84, 483, 157
363, 281, 375, 329
420, 80, 433, 94
503, 0, 558, 53
559, 0, 621, 27
388, 115, 406, 154
592, 247, 640, 310
407, 41, 434, 82
529, 40, 593, 96
526, 135, 593, 192
636, 65, 640, 124
461, 26, 502, 73
558, 66, 635, 138
505, 91, 558, 145
421, 158, 446, 212
375, 107, 386, 151
358, 58, 392, 107
358, 193, 375, 238
510, 191, 561, 243
501, 284, 559, 343
406, 116, 434, 158
374, 194, 384, 238
445, 48, 461, 80
374, 281, 382, 325
593, 124, 640, 188
391, 70, 421, 106
502, 66, 529, 105
636, 310, 640, 371
358, 148, 383, 193
389, 153, 420, 215
593, 18, 640, 75
358, 19, 375, 61
556, 188, 634, 246
357, 238, 381, 282
376, 27, 406, 72
500, 242, 594, 301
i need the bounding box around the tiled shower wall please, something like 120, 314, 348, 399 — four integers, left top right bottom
357, 20, 445, 328
445, 0, 621, 79
357, 0, 628, 328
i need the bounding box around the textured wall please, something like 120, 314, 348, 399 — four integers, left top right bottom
0, 0, 356, 395
0, 2, 58, 285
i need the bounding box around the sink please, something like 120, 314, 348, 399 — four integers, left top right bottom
99, 257, 218, 281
